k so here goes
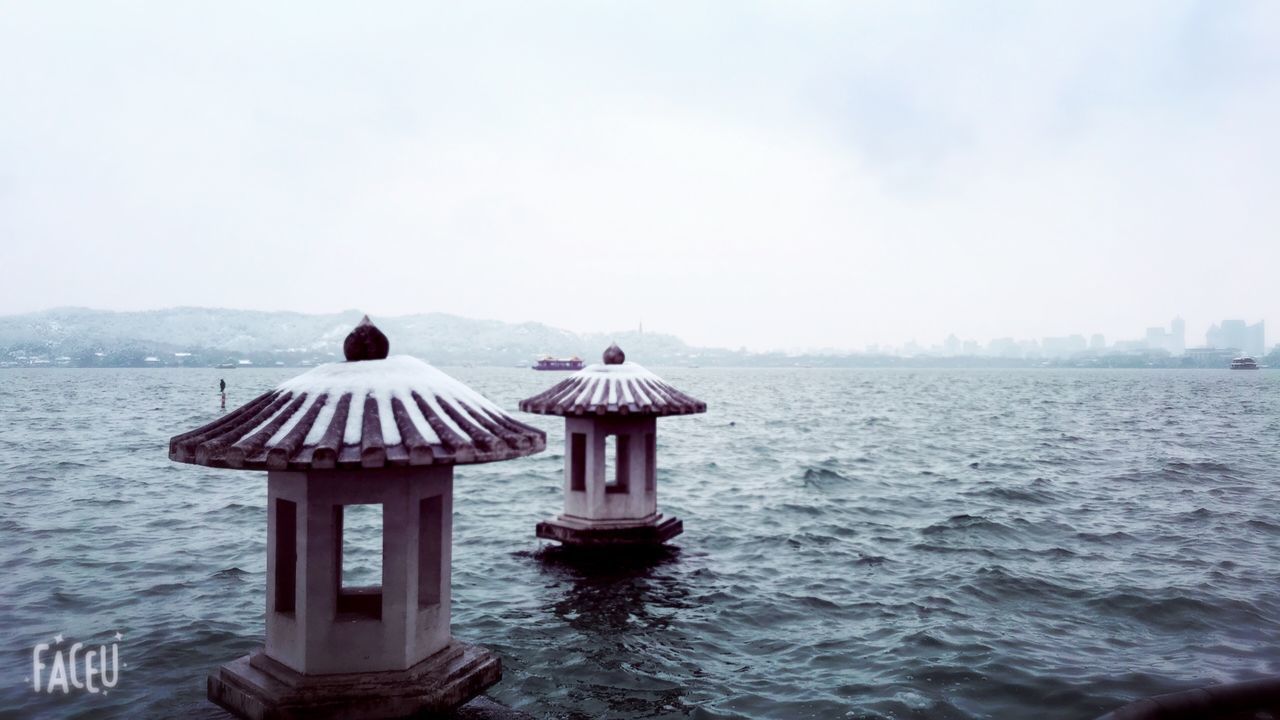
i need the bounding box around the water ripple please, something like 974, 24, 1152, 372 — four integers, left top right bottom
2, 367, 1278, 718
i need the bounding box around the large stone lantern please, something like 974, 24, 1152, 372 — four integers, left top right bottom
168, 317, 545, 719
519, 343, 705, 547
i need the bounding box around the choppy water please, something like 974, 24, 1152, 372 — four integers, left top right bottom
3, 368, 1279, 719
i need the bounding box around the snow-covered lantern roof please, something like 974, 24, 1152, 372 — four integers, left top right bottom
169, 317, 545, 469
519, 343, 706, 416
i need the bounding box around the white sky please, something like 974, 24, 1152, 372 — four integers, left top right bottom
1, 1, 1277, 351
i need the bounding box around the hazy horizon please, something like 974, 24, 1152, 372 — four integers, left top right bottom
1, 303, 1266, 356
2, 2, 1277, 352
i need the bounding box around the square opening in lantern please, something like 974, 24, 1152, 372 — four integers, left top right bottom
644, 433, 656, 492
570, 433, 587, 492
335, 503, 383, 620
605, 434, 629, 494
417, 495, 444, 609
274, 498, 297, 615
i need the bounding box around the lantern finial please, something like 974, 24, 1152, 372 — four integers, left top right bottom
603, 343, 625, 365
344, 315, 389, 362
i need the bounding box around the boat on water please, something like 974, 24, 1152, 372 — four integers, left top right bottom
215, 361, 237, 369
1230, 356, 1259, 370
532, 355, 584, 371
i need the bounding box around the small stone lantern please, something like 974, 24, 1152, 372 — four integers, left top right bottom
168, 318, 544, 719
519, 343, 705, 546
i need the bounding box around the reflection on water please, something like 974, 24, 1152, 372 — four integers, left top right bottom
534, 546, 697, 718
540, 546, 688, 634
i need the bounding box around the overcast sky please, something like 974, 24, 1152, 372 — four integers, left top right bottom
1, 2, 1276, 351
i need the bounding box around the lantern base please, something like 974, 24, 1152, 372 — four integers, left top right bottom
536, 514, 683, 546
207, 639, 501, 719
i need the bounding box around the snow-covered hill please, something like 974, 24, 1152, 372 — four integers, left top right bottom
0, 307, 704, 367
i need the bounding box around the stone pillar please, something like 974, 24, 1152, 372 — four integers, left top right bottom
264, 466, 453, 674
562, 416, 657, 526
540, 414, 679, 546
519, 343, 704, 548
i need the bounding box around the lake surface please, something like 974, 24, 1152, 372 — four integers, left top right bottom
2, 367, 1278, 719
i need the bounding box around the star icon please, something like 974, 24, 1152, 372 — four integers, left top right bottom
114, 632, 123, 641
54, 634, 63, 644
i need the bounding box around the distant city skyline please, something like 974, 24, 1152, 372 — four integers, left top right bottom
876, 316, 1268, 359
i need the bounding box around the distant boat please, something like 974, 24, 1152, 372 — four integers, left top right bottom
215, 361, 237, 369
1230, 356, 1259, 370
533, 356, 585, 371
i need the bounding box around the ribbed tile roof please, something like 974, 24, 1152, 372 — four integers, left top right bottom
169, 318, 544, 470
519, 344, 706, 417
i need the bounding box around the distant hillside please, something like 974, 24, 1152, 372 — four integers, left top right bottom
3, 307, 1240, 369
0, 307, 721, 367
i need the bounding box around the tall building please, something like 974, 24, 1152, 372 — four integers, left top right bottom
1206, 319, 1266, 356
1089, 334, 1106, 351
1170, 317, 1185, 355
1143, 317, 1188, 355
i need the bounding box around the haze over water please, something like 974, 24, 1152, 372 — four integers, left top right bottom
2, 367, 1278, 719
